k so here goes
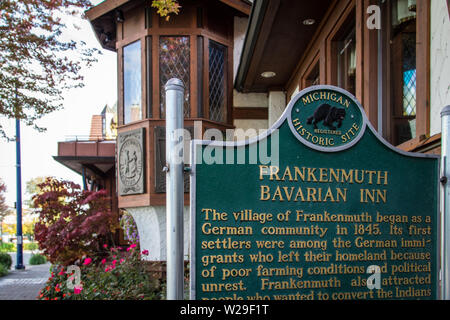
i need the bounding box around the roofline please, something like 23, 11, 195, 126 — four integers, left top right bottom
85, 0, 131, 22
86, 0, 251, 22
234, 0, 269, 92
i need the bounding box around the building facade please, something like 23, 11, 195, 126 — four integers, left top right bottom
55, 0, 450, 261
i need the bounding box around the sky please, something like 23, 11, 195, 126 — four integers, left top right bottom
0, 1, 117, 208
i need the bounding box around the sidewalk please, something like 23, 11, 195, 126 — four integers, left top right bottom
0, 252, 51, 300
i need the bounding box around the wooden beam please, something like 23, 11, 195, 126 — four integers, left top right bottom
85, 0, 130, 21
243, 0, 280, 90
219, 0, 251, 15
363, 0, 379, 129
416, 0, 431, 138
233, 107, 268, 119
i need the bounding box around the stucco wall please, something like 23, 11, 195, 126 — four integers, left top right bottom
127, 206, 190, 261
430, 0, 450, 136
233, 16, 269, 138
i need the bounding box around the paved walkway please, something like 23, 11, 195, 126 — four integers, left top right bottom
0, 252, 51, 300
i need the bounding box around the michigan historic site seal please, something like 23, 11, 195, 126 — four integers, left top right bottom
288, 86, 366, 152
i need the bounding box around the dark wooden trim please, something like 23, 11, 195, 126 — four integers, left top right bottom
397, 133, 440, 153
286, 0, 352, 98
83, 163, 108, 179
234, 0, 271, 91
197, 36, 204, 117
152, 10, 160, 119
227, 36, 234, 125
380, 0, 392, 140
191, 34, 198, 118
416, 0, 431, 137
146, 36, 152, 118
85, 0, 131, 21
218, 0, 251, 15
242, 0, 280, 91
53, 156, 115, 163
204, 37, 210, 119
118, 47, 124, 125
141, 35, 147, 120
301, 52, 320, 89
363, 0, 379, 129
355, 0, 363, 103
233, 107, 268, 120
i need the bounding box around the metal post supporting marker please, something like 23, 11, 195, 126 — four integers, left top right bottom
441, 105, 450, 299
165, 78, 185, 300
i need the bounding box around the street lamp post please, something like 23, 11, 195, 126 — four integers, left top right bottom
15, 118, 24, 270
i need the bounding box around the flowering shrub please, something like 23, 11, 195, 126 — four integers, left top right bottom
119, 211, 139, 245
38, 244, 164, 300
33, 178, 119, 266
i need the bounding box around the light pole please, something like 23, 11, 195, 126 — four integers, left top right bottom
15, 117, 24, 270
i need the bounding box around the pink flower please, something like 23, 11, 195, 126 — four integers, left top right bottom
112, 259, 117, 265
83, 258, 92, 266
74, 285, 83, 295
58, 269, 65, 276
103, 244, 108, 249
142, 250, 149, 256
130, 244, 137, 249
120, 258, 125, 264
101, 258, 106, 265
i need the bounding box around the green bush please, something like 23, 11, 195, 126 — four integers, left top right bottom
24, 242, 39, 251
29, 254, 47, 265
0, 264, 8, 277
0, 252, 12, 269
0, 243, 16, 253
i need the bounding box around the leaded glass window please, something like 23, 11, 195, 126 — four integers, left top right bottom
337, 27, 356, 96
159, 36, 190, 118
123, 41, 142, 124
402, 32, 416, 116
209, 41, 226, 122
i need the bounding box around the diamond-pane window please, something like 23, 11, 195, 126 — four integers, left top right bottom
159, 37, 190, 118
402, 32, 416, 116
209, 41, 226, 123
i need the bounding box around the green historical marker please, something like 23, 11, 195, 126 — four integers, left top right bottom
190, 86, 439, 300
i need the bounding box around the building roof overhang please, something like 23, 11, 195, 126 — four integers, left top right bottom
86, 0, 252, 51
234, 0, 334, 93
54, 140, 116, 179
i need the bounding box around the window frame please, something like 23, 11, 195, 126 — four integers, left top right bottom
122, 39, 143, 125
383, 0, 430, 148
208, 39, 228, 123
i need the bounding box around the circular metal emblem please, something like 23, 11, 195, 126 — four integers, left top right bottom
288, 86, 366, 152
119, 138, 143, 187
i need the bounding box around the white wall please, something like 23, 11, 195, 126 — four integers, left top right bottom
430, 0, 450, 136
128, 206, 190, 261
232, 16, 269, 138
